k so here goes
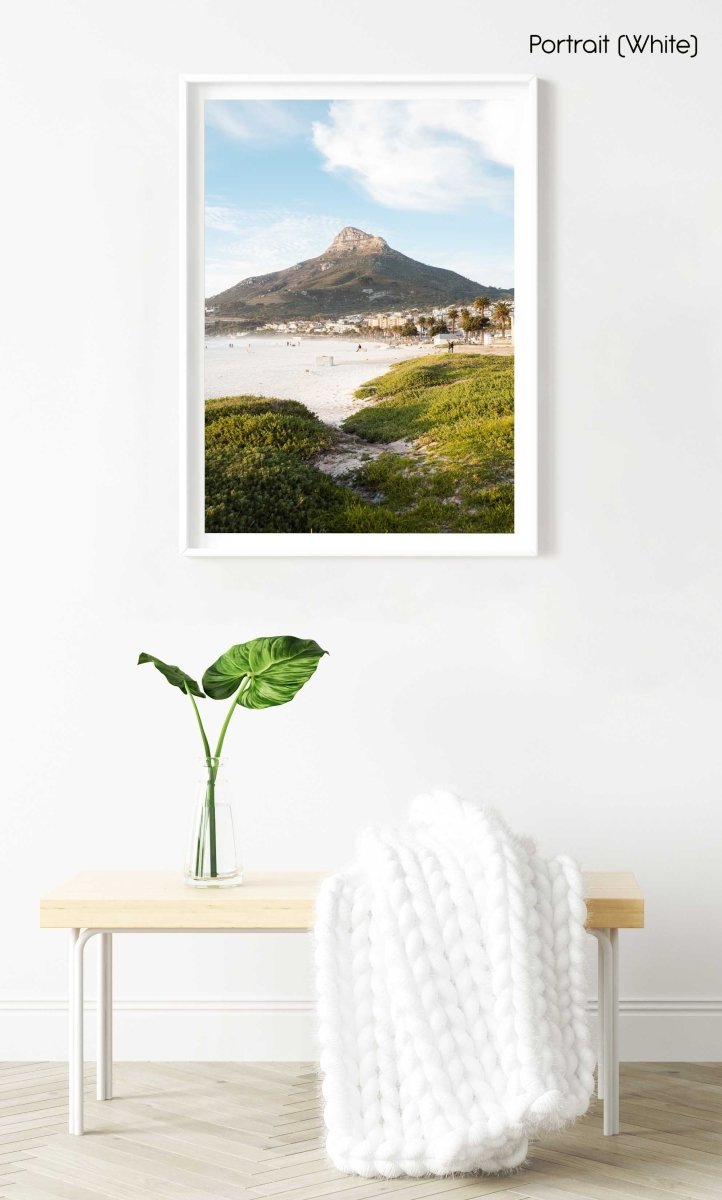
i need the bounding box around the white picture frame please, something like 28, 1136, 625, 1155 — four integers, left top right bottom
181, 75, 537, 556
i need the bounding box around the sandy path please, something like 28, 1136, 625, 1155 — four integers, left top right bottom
314, 434, 415, 479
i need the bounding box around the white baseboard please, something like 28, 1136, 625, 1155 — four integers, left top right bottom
1, 997, 720, 1062
589, 998, 722, 1061
0, 997, 318, 1062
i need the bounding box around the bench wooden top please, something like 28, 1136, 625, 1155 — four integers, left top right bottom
40, 870, 643, 931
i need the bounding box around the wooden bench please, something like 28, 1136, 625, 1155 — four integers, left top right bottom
40, 870, 644, 1137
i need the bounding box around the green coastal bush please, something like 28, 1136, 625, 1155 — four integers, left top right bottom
206, 447, 345, 533
345, 454, 513, 534
204, 356, 514, 534
342, 355, 515, 532
206, 396, 331, 457
345, 355, 513, 453
205, 396, 343, 533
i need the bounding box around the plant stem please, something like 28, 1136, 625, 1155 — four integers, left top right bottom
184, 683, 216, 878
202, 682, 246, 880
185, 684, 211, 761
212, 680, 248, 771
187, 680, 246, 882
195, 799, 206, 876
206, 769, 217, 877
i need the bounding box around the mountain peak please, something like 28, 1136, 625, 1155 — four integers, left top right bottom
326, 226, 389, 253
209, 227, 513, 319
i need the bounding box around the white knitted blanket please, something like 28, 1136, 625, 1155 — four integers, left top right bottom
315, 793, 595, 1177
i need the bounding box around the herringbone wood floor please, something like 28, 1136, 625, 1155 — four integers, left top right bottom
1, 1063, 721, 1199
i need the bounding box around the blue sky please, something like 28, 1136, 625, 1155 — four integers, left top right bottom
204, 99, 515, 297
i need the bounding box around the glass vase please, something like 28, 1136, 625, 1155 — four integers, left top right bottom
185, 758, 243, 888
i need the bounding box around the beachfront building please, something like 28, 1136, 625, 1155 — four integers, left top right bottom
330, 317, 362, 334
365, 314, 388, 331
366, 311, 419, 333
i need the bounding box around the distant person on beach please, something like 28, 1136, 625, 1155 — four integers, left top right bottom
448, 341, 455, 353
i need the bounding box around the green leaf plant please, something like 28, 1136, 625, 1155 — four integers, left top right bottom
138, 638, 327, 879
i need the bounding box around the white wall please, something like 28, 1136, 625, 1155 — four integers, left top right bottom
1, 0, 721, 1061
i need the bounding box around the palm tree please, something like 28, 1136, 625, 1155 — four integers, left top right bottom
476, 315, 491, 341
492, 301, 513, 337
447, 306, 459, 333
461, 313, 490, 343
417, 315, 428, 337
473, 295, 491, 319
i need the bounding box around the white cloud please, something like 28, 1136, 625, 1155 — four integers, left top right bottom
205, 205, 244, 233
205, 100, 303, 143
312, 100, 517, 212
204, 210, 345, 296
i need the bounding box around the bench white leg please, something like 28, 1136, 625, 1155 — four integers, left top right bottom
592, 927, 620, 1135
68, 929, 79, 1135
597, 935, 605, 1100
97, 932, 113, 1101
69, 929, 87, 1135
611, 927, 619, 1130
69, 929, 98, 1135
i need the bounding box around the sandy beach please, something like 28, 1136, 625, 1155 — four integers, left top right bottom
204, 335, 434, 426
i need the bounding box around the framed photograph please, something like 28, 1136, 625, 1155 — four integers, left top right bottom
181, 75, 537, 556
